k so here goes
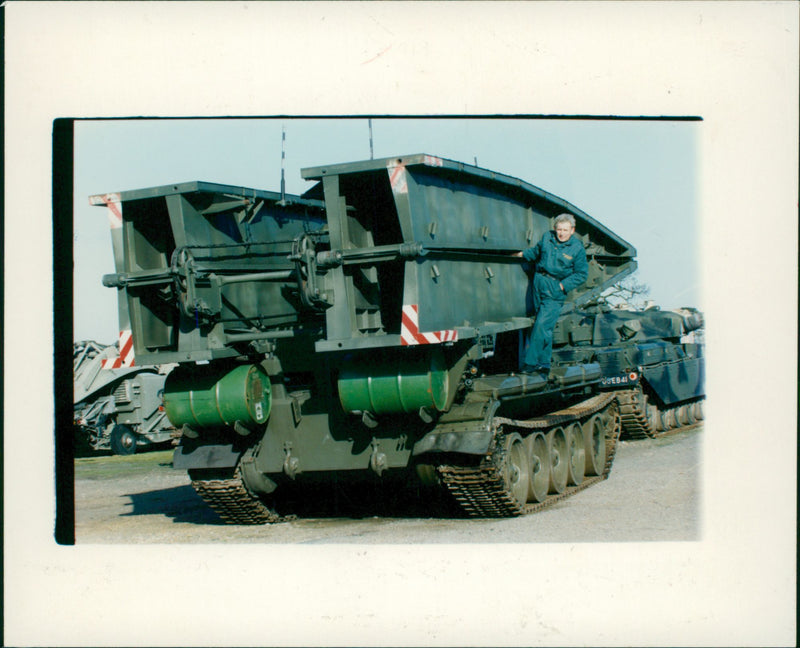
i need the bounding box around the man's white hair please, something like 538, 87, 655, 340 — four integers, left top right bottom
554, 213, 576, 227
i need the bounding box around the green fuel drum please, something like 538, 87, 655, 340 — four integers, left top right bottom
337, 349, 449, 415
164, 364, 271, 429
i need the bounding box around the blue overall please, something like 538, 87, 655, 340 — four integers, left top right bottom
521, 231, 588, 370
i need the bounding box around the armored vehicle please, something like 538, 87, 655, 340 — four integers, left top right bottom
93, 153, 701, 523
73, 339, 176, 454
551, 303, 704, 438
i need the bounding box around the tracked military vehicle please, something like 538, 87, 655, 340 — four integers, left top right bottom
551, 303, 704, 439
93, 153, 702, 523
73, 340, 176, 454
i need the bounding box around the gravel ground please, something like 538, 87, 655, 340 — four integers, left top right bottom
73, 426, 701, 544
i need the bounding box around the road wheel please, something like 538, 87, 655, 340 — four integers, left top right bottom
646, 401, 659, 432
110, 424, 138, 455
547, 427, 568, 494
582, 414, 606, 477
662, 408, 679, 430
655, 408, 667, 432
565, 423, 585, 486
677, 404, 696, 426
527, 432, 550, 503
501, 433, 530, 509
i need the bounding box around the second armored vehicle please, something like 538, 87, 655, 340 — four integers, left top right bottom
73, 339, 176, 454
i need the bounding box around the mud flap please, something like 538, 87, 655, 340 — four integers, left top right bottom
173, 443, 241, 470
413, 428, 495, 456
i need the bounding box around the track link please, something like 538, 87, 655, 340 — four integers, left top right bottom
191, 469, 294, 525
616, 388, 656, 439
617, 387, 705, 440
437, 393, 621, 518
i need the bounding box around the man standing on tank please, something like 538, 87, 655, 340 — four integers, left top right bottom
514, 213, 588, 376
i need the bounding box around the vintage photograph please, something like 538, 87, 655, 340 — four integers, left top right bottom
66, 118, 703, 543
5, 3, 796, 646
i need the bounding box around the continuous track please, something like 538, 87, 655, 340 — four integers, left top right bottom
616, 388, 656, 439
191, 468, 294, 525
617, 386, 705, 440
437, 393, 621, 518
189, 389, 700, 524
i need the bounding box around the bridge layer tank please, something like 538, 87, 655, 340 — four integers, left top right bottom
92, 154, 701, 523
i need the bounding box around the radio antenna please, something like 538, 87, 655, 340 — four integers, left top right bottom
368, 119, 374, 159
280, 126, 286, 204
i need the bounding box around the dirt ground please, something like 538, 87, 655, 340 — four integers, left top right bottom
72, 426, 702, 544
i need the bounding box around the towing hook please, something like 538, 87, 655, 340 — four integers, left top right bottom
369, 439, 387, 476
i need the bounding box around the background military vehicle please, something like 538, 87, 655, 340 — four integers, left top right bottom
550, 302, 704, 438
92, 153, 703, 523
73, 339, 176, 454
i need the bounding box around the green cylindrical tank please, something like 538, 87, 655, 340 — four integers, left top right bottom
338, 349, 449, 415
164, 364, 271, 429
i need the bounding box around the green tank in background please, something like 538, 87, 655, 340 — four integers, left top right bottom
552, 303, 704, 438
92, 154, 703, 524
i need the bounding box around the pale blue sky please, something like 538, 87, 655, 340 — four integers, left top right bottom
73, 118, 699, 344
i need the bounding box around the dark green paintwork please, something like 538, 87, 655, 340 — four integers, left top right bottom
164, 364, 271, 428
551, 306, 705, 406
303, 154, 636, 352
338, 348, 449, 415
92, 154, 700, 499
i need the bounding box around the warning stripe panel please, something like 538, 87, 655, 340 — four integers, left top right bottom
400, 304, 458, 346
90, 193, 123, 229
118, 329, 134, 362
89, 193, 120, 206
388, 156, 442, 195
387, 162, 408, 194
101, 329, 135, 369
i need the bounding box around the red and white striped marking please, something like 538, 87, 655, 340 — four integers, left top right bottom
401, 304, 458, 346
90, 193, 123, 229
387, 161, 408, 194
387, 157, 443, 194
101, 329, 136, 369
